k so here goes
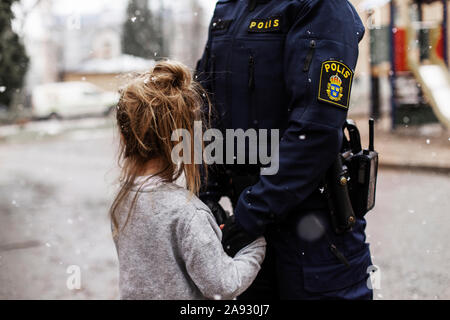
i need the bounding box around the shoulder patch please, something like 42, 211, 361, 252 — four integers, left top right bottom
317, 60, 354, 109
248, 16, 282, 33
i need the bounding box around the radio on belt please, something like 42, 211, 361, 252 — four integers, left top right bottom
343, 118, 379, 218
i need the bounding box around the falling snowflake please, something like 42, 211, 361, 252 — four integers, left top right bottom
297, 213, 325, 242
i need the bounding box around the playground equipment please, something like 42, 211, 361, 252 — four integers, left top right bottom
409, 58, 450, 127
365, 0, 449, 129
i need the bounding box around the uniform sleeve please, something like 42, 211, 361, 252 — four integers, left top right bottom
180, 208, 266, 300
234, 0, 365, 237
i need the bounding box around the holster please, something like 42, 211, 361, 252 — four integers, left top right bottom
324, 155, 356, 234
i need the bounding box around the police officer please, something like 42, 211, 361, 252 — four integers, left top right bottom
196, 0, 373, 299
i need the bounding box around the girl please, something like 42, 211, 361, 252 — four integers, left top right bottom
110, 60, 266, 300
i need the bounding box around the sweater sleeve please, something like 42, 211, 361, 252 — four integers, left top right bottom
179, 208, 266, 300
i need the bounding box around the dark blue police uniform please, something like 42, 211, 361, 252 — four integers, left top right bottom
196, 0, 373, 299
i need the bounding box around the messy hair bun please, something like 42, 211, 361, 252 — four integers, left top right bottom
151, 60, 192, 91
116, 59, 208, 160
111, 60, 211, 235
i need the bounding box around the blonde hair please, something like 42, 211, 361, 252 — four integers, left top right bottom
110, 60, 210, 235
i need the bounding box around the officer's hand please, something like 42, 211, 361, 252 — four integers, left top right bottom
221, 215, 257, 257
204, 200, 230, 226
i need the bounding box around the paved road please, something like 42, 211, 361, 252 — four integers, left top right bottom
0, 118, 449, 299
366, 168, 450, 299
0, 118, 119, 299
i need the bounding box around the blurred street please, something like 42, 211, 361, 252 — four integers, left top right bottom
366, 169, 450, 299
0, 117, 449, 299
0, 117, 119, 299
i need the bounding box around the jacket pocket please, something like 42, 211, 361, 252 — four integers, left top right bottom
302, 242, 372, 293
242, 38, 287, 130
210, 38, 232, 127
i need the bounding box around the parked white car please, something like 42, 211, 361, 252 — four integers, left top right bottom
32, 82, 119, 119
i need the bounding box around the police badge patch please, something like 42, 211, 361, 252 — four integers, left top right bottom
248, 16, 282, 33
318, 60, 354, 109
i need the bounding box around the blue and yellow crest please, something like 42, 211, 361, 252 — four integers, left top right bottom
318, 60, 354, 109
327, 74, 344, 102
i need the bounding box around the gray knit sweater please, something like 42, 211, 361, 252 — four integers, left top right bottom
113, 176, 266, 300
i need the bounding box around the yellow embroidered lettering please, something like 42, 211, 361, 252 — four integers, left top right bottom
248, 17, 281, 32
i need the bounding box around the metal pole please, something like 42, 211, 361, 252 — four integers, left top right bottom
390, 0, 397, 130
444, 0, 448, 66
418, 0, 427, 62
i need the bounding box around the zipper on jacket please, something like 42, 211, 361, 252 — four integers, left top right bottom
248, 53, 258, 128
203, 45, 210, 73
303, 39, 316, 72
211, 54, 216, 93
248, 54, 255, 91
